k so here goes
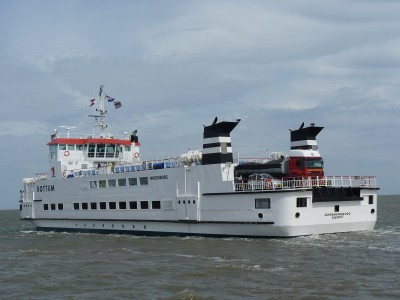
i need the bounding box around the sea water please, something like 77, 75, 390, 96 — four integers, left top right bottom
0, 195, 399, 299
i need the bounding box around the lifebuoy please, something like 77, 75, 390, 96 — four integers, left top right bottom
64, 150, 70, 157
134, 152, 140, 158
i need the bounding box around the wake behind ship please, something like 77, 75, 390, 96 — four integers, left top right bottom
19, 86, 379, 237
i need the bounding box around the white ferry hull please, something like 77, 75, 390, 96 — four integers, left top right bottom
27, 218, 376, 238
20, 166, 378, 237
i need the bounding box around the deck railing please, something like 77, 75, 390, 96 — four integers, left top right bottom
234, 176, 377, 191
64, 157, 185, 178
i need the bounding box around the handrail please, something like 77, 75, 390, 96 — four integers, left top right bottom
52, 133, 130, 140
234, 176, 377, 191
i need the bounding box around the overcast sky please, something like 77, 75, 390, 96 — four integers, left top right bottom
1, 0, 399, 209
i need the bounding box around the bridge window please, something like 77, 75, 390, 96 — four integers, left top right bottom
76, 145, 83, 151
67, 144, 75, 150
115, 145, 121, 157
88, 144, 96, 157
59, 144, 67, 150
124, 146, 131, 152
255, 198, 270, 209
118, 179, 127, 186
49, 145, 57, 159
108, 179, 116, 187
96, 144, 105, 158
105, 145, 114, 158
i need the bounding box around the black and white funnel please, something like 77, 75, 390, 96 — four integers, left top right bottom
290, 122, 324, 150
202, 117, 240, 165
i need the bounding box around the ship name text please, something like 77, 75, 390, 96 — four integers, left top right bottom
37, 185, 55, 192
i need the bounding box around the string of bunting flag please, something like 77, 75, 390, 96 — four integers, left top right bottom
89, 95, 122, 109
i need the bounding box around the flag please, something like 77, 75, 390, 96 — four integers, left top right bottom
114, 101, 122, 109
89, 98, 95, 107
106, 95, 115, 102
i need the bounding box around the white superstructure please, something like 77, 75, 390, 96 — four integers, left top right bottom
19, 86, 379, 237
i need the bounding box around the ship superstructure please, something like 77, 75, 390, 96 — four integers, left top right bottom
19, 86, 379, 237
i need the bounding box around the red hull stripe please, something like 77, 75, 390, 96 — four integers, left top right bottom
47, 138, 138, 146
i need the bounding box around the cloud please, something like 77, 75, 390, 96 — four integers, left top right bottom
0, 0, 399, 211
0, 121, 49, 136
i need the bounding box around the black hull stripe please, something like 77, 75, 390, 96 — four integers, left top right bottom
24, 218, 274, 224
35, 227, 285, 239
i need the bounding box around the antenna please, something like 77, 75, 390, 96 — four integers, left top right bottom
59, 126, 77, 138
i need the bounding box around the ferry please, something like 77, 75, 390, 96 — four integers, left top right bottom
19, 86, 379, 237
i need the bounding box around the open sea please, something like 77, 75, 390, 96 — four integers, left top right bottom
0, 195, 399, 300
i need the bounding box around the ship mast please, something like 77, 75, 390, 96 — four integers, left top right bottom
90, 85, 108, 137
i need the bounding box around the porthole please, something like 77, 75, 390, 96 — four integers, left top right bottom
178, 200, 181, 204
122, 224, 125, 228
144, 225, 146, 229
132, 225, 135, 229
371, 209, 375, 214
193, 200, 196, 204
295, 212, 300, 218
258, 213, 263, 219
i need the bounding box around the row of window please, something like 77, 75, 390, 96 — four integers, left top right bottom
38, 195, 375, 213
90, 177, 148, 188
44, 203, 64, 210
43, 200, 163, 211
42, 197, 308, 212
256, 197, 308, 209
255, 197, 309, 209
74, 200, 161, 210
49, 144, 132, 159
